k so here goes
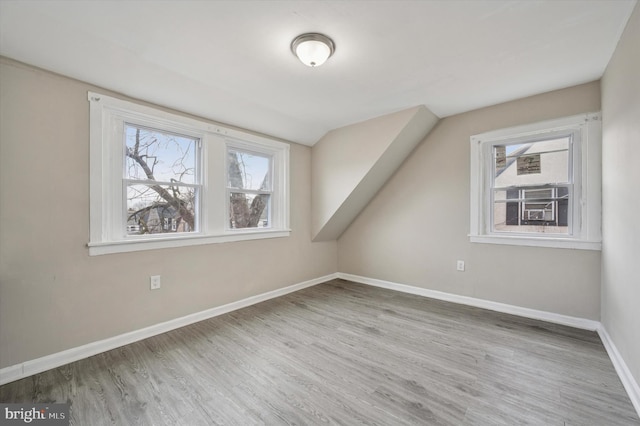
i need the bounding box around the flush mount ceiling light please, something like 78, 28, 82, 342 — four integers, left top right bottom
291, 33, 335, 67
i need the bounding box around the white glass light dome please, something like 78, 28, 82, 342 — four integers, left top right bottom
291, 33, 335, 67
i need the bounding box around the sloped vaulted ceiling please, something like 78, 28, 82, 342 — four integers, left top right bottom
312, 106, 439, 241
0, 1, 635, 145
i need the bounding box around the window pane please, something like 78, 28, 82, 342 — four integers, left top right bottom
494, 136, 570, 187
227, 150, 271, 190
229, 192, 270, 229
492, 187, 568, 235
126, 184, 196, 235
125, 124, 197, 184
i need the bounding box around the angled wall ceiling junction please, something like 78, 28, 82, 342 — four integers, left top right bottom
311, 105, 439, 241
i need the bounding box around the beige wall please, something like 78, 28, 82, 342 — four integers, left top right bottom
338, 81, 602, 319
601, 4, 640, 393
0, 58, 337, 368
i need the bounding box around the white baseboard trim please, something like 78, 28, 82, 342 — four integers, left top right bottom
337, 273, 600, 331
0, 273, 339, 386
597, 326, 640, 417
4, 271, 638, 420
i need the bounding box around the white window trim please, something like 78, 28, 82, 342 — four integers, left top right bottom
224, 139, 288, 233
88, 92, 290, 256
469, 112, 601, 250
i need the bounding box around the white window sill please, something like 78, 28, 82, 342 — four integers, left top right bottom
88, 229, 291, 256
469, 234, 601, 250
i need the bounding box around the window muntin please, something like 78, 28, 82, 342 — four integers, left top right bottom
124, 124, 201, 236
88, 92, 290, 255
469, 112, 601, 250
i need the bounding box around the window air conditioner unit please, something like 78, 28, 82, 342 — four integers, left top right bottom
526, 210, 545, 220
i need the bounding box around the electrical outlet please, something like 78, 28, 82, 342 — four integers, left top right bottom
150, 275, 161, 290
456, 260, 465, 272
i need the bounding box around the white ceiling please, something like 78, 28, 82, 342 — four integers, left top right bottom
0, 1, 636, 146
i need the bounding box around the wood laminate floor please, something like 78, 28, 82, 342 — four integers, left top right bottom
1, 279, 638, 425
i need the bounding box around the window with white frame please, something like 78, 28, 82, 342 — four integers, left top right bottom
124, 124, 201, 236
227, 147, 272, 229
469, 112, 601, 250
88, 92, 290, 255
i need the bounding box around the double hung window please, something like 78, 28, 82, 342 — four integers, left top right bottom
491, 133, 572, 234
470, 112, 601, 250
124, 124, 201, 236
227, 147, 273, 230
89, 92, 289, 255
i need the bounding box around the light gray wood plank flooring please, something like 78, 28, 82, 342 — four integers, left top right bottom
1, 279, 638, 425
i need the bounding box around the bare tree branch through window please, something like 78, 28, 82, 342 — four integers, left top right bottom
124, 125, 198, 235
